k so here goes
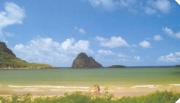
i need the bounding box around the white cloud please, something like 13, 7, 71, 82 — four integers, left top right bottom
175, 0, 180, 5
88, 0, 116, 10
139, 40, 151, 48
96, 36, 129, 48
156, 0, 171, 13
97, 49, 114, 56
88, 0, 139, 11
0, 2, 25, 39
163, 27, 180, 39
74, 27, 87, 34
153, 35, 162, 41
88, 0, 172, 15
61, 38, 90, 51
145, 0, 171, 15
159, 52, 180, 62
13, 37, 92, 66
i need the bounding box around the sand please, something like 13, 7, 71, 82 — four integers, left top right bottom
0, 84, 179, 97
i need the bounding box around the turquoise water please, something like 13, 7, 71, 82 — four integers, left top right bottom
0, 68, 179, 86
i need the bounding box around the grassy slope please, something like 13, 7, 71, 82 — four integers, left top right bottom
0, 41, 51, 69
0, 68, 179, 85
0, 49, 51, 69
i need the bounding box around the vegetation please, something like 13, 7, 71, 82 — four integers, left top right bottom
0, 91, 179, 103
0, 56, 51, 69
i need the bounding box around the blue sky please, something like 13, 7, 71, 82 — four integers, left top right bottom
0, 0, 180, 67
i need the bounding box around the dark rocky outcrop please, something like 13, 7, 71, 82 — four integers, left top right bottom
108, 65, 125, 68
72, 52, 102, 68
0, 41, 51, 69
0, 42, 16, 57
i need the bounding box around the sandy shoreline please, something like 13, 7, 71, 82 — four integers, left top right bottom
0, 84, 179, 97
7, 85, 90, 89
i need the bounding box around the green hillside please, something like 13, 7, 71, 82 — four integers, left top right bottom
0, 42, 51, 69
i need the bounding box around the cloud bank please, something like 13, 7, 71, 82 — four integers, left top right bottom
159, 52, 180, 62
88, 0, 172, 15
0, 2, 25, 40
13, 37, 91, 66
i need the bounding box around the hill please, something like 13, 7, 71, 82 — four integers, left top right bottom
0, 42, 51, 69
72, 52, 102, 68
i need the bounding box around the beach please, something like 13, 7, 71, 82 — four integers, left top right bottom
0, 84, 179, 97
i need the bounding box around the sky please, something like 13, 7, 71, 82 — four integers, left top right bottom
0, 0, 180, 67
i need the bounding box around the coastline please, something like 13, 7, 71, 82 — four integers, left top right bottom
0, 84, 179, 97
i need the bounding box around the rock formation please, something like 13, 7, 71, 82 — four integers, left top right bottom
72, 52, 102, 68
0, 42, 16, 57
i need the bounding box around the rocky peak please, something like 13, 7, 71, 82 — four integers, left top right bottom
72, 52, 103, 68
0, 42, 16, 57
77, 52, 89, 59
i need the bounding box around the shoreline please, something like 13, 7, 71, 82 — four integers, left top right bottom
0, 84, 179, 97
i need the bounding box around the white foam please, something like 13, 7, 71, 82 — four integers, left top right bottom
131, 85, 157, 89
169, 84, 180, 86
